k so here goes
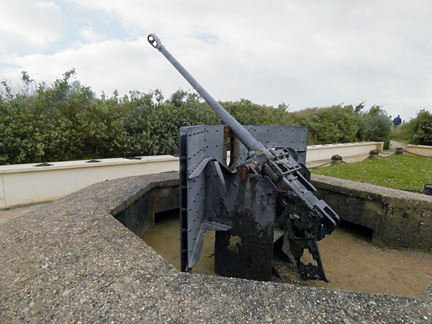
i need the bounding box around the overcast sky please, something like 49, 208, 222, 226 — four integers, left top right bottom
1, 0, 431, 121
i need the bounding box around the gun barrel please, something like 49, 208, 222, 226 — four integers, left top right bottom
148, 33, 266, 153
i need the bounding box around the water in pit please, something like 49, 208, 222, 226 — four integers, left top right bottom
142, 212, 432, 298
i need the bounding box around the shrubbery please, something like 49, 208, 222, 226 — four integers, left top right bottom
290, 104, 362, 144
391, 110, 432, 146
1, 70, 396, 165
289, 103, 391, 148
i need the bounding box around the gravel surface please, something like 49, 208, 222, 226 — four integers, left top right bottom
0, 204, 48, 226
1, 172, 431, 323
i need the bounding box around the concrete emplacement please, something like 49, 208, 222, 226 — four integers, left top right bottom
1, 172, 432, 322
114, 173, 432, 263
117, 172, 432, 299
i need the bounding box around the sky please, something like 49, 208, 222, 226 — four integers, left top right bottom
1, 0, 431, 121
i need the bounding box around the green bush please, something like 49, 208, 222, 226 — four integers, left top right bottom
288, 103, 391, 147
222, 99, 291, 126
410, 110, 432, 145
291, 105, 360, 144
391, 110, 432, 145
360, 106, 392, 149
0, 70, 398, 165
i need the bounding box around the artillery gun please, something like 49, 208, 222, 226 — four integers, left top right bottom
148, 34, 339, 282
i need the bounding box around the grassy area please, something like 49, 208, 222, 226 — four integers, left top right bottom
311, 155, 432, 192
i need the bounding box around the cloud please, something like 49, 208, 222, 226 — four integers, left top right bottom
0, 0, 64, 53
79, 26, 108, 43
2, 37, 182, 98
2, 0, 432, 120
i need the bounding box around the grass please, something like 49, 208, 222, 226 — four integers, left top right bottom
311, 155, 432, 192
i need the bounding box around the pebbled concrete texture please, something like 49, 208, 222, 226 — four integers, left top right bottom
1, 172, 431, 323
0, 203, 48, 226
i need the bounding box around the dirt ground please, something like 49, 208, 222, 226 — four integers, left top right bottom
295, 222, 432, 298
143, 216, 432, 299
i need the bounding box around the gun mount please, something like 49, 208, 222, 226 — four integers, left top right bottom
148, 33, 339, 282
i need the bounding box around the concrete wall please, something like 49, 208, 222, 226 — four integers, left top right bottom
406, 144, 432, 157
306, 142, 383, 163
0, 142, 382, 209
114, 185, 179, 238
312, 174, 432, 252
0, 156, 178, 209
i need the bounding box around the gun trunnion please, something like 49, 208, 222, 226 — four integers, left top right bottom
148, 33, 340, 282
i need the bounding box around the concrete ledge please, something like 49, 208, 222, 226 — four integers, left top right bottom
312, 174, 432, 252
0, 173, 431, 322
0, 142, 384, 209
406, 144, 432, 157
306, 142, 383, 163
0, 156, 178, 209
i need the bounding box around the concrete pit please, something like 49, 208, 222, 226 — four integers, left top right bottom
112, 177, 432, 298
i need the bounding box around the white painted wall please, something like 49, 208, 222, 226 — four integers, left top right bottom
0, 175, 5, 209
0, 142, 383, 209
0, 156, 178, 209
406, 144, 432, 157
306, 142, 383, 163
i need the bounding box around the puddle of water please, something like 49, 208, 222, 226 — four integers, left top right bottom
142, 215, 432, 298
